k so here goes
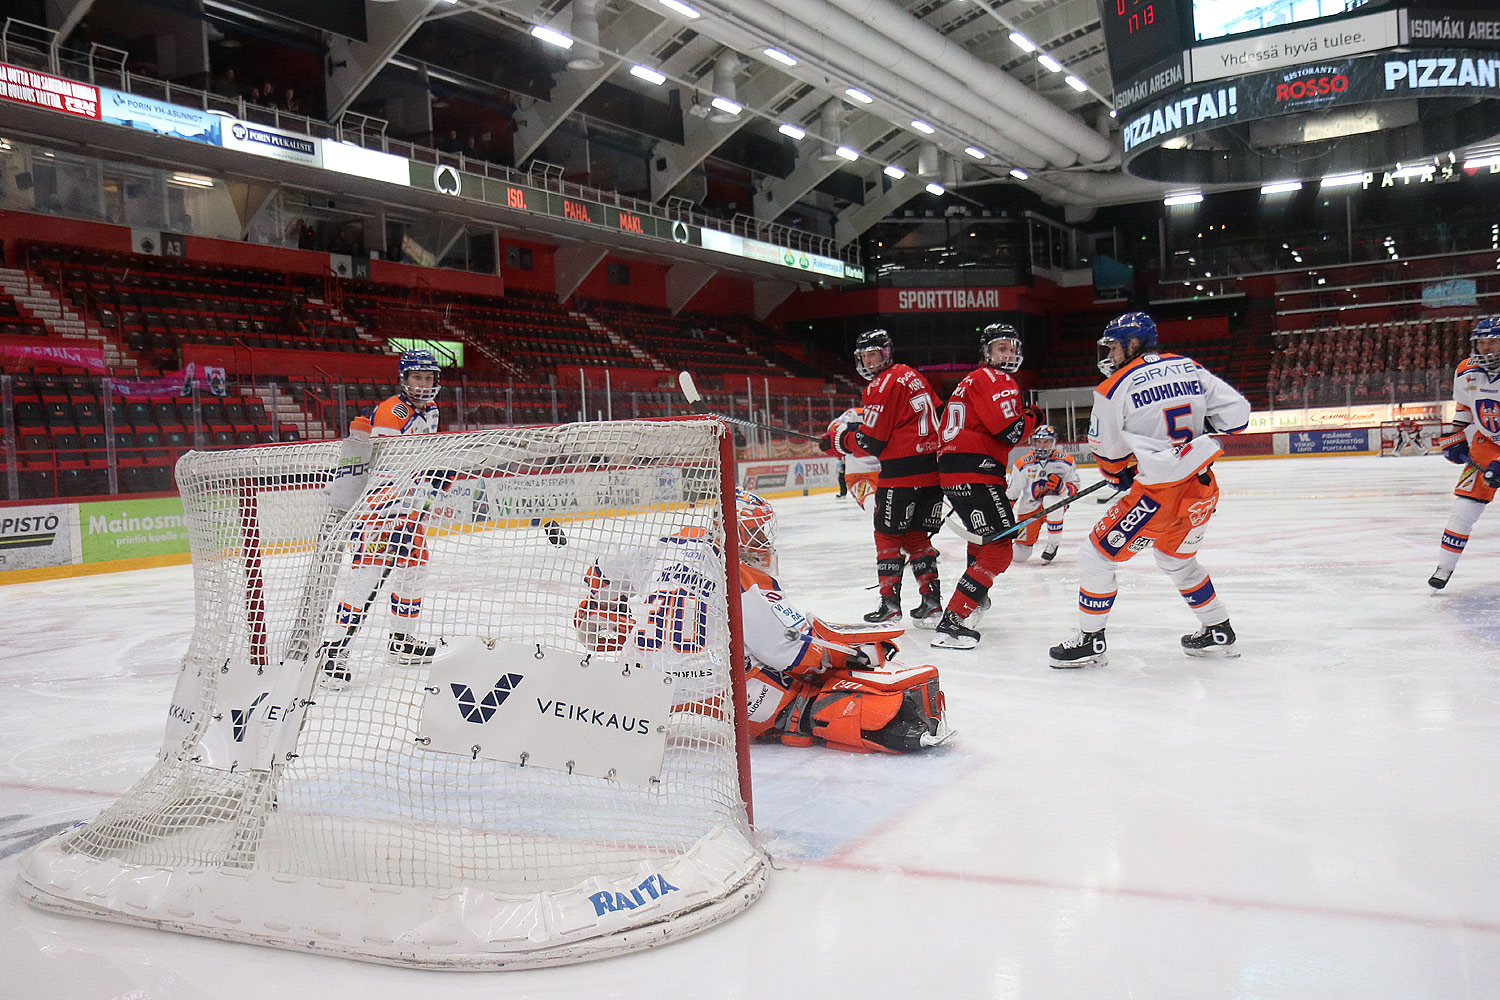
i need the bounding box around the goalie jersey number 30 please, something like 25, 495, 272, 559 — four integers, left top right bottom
417, 637, 675, 786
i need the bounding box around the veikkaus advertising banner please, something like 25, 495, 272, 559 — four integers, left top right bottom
1123, 47, 1500, 158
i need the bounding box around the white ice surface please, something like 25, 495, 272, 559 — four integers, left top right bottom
3, 454, 1499, 999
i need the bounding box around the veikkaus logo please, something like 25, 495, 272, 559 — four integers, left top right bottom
452, 674, 524, 723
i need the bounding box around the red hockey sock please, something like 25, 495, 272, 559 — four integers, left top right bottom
874, 531, 905, 598
947, 539, 1013, 617
901, 530, 940, 594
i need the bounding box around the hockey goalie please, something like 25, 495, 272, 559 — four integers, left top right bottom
573, 491, 951, 753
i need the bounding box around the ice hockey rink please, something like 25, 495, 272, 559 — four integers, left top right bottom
2, 452, 1498, 1000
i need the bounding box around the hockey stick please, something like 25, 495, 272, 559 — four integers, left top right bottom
678, 371, 826, 443
945, 479, 1112, 545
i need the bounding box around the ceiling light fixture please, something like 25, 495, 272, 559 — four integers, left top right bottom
835, 145, 859, 161
1320, 171, 1365, 188
1009, 32, 1036, 52
629, 65, 666, 85
778, 123, 805, 140
963, 146, 986, 160
763, 48, 796, 67
1260, 180, 1303, 195
1037, 54, 1063, 73
911, 120, 935, 135
529, 25, 574, 50
658, 0, 700, 18
845, 87, 873, 104
883, 164, 906, 179
1064, 75, 1089, 92
1163, 191, 1204, 206
925, 182, 945, 196
1009, 168, 1029, 180
709, 96, 742, 116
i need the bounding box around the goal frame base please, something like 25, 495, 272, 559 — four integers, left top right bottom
21, 825, 766, 970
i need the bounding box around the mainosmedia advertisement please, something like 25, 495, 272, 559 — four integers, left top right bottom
79, 497, 191, 563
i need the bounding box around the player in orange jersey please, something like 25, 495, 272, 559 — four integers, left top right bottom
319, 350, 447, 683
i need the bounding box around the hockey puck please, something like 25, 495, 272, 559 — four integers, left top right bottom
542, 519, 567, 546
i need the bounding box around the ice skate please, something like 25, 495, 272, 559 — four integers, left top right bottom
863, 594, 902, 624
1428, 567, 1452, 591
1181, 619, 1239, 658
318, 640, 352, 687
389, 632, 438, 666
964, 594, 992, 627
909, 591, 943, 629
1040, 543, 1059, 562
1049, 629, 1107, 668
931, 610, 980, 649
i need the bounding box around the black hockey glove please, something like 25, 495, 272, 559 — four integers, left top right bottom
1107, 465, 1136, 490
1444, 439, 1471, 465
1485, 461, 1500, 489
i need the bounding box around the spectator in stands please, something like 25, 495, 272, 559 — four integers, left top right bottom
214, 68, 238, 97
281, 88, 300, 114
439, 130, 462, 153
247, 85, 262, 106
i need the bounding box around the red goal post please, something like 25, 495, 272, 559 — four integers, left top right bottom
20, 417, 764, 969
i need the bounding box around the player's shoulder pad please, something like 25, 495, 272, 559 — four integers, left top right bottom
1457, 357, 1483, 377
738, 563, 777, 591
1060, 453, 1077, 466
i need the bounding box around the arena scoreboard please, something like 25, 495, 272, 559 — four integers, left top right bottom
1098, 0, 1190, 83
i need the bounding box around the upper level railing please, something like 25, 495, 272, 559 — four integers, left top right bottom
0, 18, 861, 268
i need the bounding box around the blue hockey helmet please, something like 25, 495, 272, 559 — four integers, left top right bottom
1471, 316, 1500, 371
398, 349, 441, 403
1097, 312, 1158, 376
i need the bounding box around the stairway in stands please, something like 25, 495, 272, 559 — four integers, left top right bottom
0, 267, 139, 373
571, 310, 667, 371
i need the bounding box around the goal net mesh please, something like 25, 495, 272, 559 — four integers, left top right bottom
21, 418, 764, 968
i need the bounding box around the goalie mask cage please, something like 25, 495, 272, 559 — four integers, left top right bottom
1379, 418, 1442, 456
19, 418, 766, 969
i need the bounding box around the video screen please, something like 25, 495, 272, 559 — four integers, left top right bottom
1192, 0, 1377, 43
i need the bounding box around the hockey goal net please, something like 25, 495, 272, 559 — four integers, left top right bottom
1379, 417, 1443, 456
20, 418, 765, 969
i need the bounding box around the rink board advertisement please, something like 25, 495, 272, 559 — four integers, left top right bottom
738, 457, 840, 496
1278, 429, 1378, 455
0, 504, 81, 572
79, 497, 191, 564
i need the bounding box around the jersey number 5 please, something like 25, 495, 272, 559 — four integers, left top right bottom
1164, 404, 1193, 443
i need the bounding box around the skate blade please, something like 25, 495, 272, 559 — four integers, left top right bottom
1049, 654, 1107, 669
930, 633, 978, 649
909, 615, 941, 630
1183, 646, 1240, 659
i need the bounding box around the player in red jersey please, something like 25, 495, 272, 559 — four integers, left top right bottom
930, 324, 1034, 649
824, 329, 945, 626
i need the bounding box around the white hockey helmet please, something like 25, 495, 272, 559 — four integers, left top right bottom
735, 490, 778, 573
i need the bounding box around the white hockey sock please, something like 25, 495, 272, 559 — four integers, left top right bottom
1154, 550, 1227, 625
1437, 497, 1486, 573
1013, 543, 1035, 563
1076, 543, 1118, 632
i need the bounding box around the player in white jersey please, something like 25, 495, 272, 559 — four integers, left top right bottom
1006, 424, 1081, 563
1048, 312, 1250, 668
573, 491, 951, 752
827, 407, 881, 507
1428, 316, 1500, 590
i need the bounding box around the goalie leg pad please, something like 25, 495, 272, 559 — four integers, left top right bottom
807, 664, 947, 753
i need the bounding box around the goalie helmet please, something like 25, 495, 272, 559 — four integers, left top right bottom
398, 349, 442, 404
1030, 423, 1058, 456
1471, 316, 1500, 372
735, 490, 778, 574
981, 323, 1023, 373
1097, 312, 1158, 376
853, 329, 894, 380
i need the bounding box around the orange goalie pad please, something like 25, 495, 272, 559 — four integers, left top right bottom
745, 660, 950, 754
